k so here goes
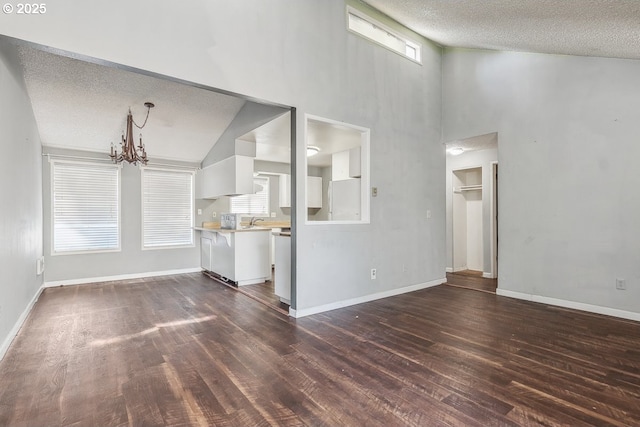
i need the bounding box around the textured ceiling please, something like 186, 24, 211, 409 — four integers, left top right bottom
364, 0, 640, 60
445, 132, 498, 154
18, 46, 246, 163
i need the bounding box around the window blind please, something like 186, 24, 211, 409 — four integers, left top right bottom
142, 168, 194, 248
230, 177, 269, 216
52, 161, 120, 253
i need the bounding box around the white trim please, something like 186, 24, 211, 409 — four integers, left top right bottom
446, 267, 453, 273
0, 284, 45, 361
50, 160, 122, 255
496, 289, 640, 322
346, 5, 422, 65
452, 266, 467, 273
490, 161, 498, 279
482, 272, 494, 279
43, 267, 202, 288
304, 114, 371, 226
290, 277, 445, 318
141, 168, 195, 250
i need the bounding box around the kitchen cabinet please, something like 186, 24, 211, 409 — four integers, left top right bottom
331, 150, 350, 181
273, 233, 291, 304
197, 155, 254, 199
332, 147, 361, 179
349, 146, 361, 178
199, 228, 270, 286
200, 236, 213, 271
279, 174, 322, 208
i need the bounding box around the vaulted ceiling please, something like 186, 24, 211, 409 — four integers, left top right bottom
11, 1, 640, 164
18, 46, 246, 163
365, 0, 640, 60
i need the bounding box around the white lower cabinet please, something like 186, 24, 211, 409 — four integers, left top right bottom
200, 236, 213, 271
200, 229, 271, 286
274, 234, 291, 304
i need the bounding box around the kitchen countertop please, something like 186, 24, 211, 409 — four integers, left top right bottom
194, 227, 272, 233
201, 221, 291, 229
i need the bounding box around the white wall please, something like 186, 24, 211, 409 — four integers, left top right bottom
0, 40, 43, 357
42, 147, 200, 283
0, 0, 444, 314
443, 48, 640, 315
446, 148, 498, 275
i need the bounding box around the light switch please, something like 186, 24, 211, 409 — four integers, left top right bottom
427, 210, 431, 219
197, 209, 202, 215
372, 187, 378, 197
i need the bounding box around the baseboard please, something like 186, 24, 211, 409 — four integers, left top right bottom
44, 267, 202, 288
482, 272, 494, 279
291, 277, 446, 318
445, 267, 453, 273
496, 289, 640, 322
0, 284, 45, 362
452, 266, 467, 273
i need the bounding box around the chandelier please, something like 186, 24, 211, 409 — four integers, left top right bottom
110, 102, 154, 165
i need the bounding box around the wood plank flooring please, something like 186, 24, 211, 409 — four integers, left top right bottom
235, 275, 290, 314
446, 270, 498, 293
1, 273, 640, 426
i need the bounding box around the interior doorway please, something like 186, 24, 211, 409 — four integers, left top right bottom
445, 132, 499, 292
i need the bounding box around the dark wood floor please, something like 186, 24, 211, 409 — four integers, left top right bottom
235, 274, 290, 314
2, 273, 640, 426
446, 270, 498, 293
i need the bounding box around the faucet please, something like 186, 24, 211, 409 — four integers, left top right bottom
249, 217, 265, 227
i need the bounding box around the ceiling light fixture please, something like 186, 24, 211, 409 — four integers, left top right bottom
110, 102, 154, 165
448, 147, 464, 156
307, 146, 320, 157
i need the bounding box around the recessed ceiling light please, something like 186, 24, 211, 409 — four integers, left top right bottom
448, 147, 464, 156
307, 146, 320, 157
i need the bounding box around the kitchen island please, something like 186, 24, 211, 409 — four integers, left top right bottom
196, 227, 271, 286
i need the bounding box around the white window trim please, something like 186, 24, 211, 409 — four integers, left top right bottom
50, 159, 122, 256
140, 166, 195, 251
304, 114, 371, 226
346, 5, 422, 65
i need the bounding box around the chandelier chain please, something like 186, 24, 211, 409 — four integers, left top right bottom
132, 105, 152, 129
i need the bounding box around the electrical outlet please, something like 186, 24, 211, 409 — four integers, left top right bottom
197, 209, 202, 215
212, 212, 217, 218
271, 212, 276, 218
427, 210, 432, 219
36, 257, 44, 276
616, 278, 626, 290
371, 268, 377, 280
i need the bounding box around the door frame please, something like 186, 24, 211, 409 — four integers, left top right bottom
489, 161, 498, 279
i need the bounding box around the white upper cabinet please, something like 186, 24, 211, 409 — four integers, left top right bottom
349, 146, 361, 178
307, 176, 322, 208
198, 155, 254, 199
279, 174, 322, 208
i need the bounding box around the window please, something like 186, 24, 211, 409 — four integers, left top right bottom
142, 168, 194, 248
230, 177, 269, 216
52, 161, 120, 254
305, 115, 370, 224
347, 6, 422, 64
